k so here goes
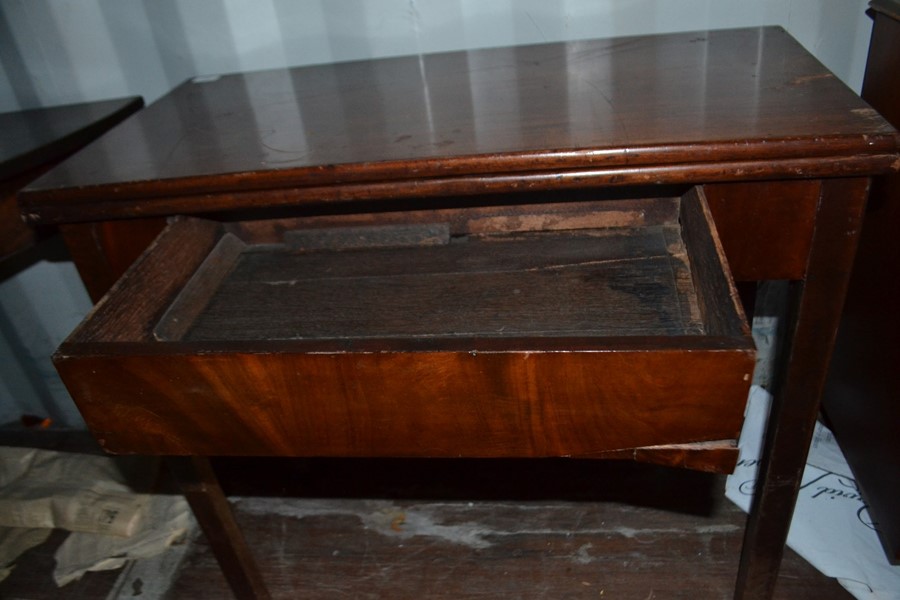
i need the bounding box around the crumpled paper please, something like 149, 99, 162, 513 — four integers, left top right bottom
53, 490, 191, 586
0, 446, 146, 536
0, 446, 192, 586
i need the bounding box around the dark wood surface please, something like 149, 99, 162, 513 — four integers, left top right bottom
823, 1, 900, 564
54, 192, 754, 463
172, 459, 851, 600
0, 97, 143, 181
0, 97, 143, 260
735, 178, 870, 599
175, 227, 702, 339
869, 0, 900, 20
173, 225, 702, 342
703, 180, 819, 281
167, 457, 271, 600
0, 179, 38, 258
22, 26, 900, 600
19, 27, 897, 224
0, 447, 852, 600
59, 218, 168, 302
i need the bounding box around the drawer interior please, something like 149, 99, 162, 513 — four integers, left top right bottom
157, 221, 702, 343
55, 187, 754, 471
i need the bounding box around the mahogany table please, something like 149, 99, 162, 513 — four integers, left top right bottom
0, 97, 143, 261
19, 27, 900, 599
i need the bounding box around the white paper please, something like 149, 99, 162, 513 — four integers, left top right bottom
53, 492, 192, 587
0, 446, 193, 587
726, 386, 900, 599
0, 446, 145, 536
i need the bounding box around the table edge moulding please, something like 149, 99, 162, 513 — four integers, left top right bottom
0, 96, 143, 261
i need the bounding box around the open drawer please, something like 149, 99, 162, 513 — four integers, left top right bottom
54, 187, 755, 472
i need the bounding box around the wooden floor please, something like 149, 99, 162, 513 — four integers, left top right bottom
0, 451, 852, 599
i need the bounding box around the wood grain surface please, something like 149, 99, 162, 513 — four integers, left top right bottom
823, 2, 900, 564
703, 180, 820, 282
0, 450, 852, 600
53, 192, 753, 465
735, 178, 870, 599
172, 226, 701, 341
0, 97, 142, 181
27, 24, 900, 600
19, 28, 898, 223
0, 97, 142, 259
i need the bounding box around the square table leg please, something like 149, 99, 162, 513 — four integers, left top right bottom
734, 177, 870, 599
167, 457, 272, 600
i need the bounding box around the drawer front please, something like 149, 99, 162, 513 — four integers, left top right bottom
57, 349, 753, 458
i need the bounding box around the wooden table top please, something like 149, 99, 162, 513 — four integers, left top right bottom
0, 97, 143, 182
20, 27, 899, 224
870, 0, 900, 20
0, 96, 142, 260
